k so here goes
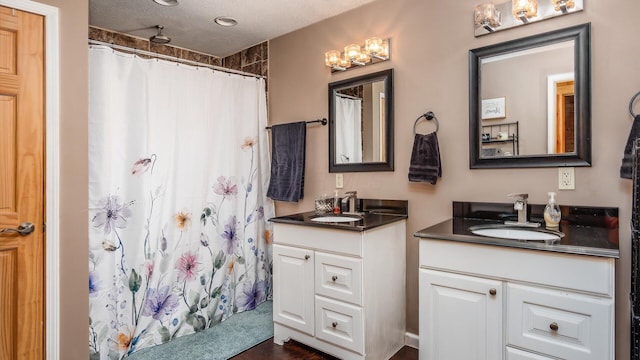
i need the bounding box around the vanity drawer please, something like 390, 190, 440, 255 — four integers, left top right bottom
315, 252, 362, 305
507, 283, 613, 360
315, 296, 364, 355
506, 347, 555, 360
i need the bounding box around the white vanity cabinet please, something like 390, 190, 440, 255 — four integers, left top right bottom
419, 238, 615, 360
273, 220, 406, 360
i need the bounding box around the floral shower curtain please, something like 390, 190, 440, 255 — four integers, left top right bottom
88, 46, 275, 359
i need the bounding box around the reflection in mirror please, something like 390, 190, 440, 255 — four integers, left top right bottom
329, 69, 393, 172
469, 23, 591, 168
481, 41, 574, 157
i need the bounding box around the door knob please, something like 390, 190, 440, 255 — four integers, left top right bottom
0, 222, 35, 236
331, 275, 338, 282
489, 288, 497, 296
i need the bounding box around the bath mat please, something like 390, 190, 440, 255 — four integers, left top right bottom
128, 300, 273, 360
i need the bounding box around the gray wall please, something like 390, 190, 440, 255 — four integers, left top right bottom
269, 0, 639, 358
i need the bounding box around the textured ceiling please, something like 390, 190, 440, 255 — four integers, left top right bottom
89, 0, 379, 57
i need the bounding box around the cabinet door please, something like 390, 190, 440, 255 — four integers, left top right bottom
506, 347, 555, 360
419, 269, 503, 360
273, 244, 315, 335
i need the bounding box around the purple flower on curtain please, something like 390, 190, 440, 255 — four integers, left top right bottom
92, 195, 132, 234
220, 216, 238, 255
236, 280, 267, 310
131, 157, 152, 175
141, 286, 179, 320
89, 271, 100, 296
213, 176, 238, 199
175, 251, 200, 282
257, 206, 264, 220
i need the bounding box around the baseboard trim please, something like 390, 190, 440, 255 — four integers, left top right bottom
404, 332, 419, 349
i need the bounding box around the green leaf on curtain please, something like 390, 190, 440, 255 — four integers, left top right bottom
236, 256, 245, 265
158, 326, 171, 344
210, 285, 222, 299
214, 250, 225, 269
128, 269, 142, 293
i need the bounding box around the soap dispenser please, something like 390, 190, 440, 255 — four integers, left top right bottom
333, 190, 341, 214
544, 192, 561, 228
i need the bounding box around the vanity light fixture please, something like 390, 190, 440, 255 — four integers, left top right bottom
474, 2, 501, 32
552, 0, 575, 13
512, 0, 538, 23
474, 0, 583, 37
325, 37, 390, 73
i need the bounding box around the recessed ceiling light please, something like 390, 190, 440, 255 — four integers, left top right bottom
153, 0, 178, 6
214, 16, 238, 27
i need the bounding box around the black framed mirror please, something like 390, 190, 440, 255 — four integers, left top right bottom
469, 23, 591, 168
329, 69, 394, 172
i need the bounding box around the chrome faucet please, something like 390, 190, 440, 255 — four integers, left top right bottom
341, 191, 358, 214
506, 193, 540, 227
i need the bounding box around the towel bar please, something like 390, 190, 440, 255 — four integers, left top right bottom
265, 118, 327, 130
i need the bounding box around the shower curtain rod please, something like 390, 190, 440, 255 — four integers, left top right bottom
88, 40, 266, 80
336, 93, 361, 100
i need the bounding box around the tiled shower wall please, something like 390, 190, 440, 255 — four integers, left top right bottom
88, 26, 268, 78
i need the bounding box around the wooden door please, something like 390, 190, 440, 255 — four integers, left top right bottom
419, 269, 503, 360
272, 244, 315, 336
0, 6, 45, 360
555, 80, 575, 154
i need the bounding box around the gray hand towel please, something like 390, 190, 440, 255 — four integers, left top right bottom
408, 132, 442, 185
267, 122, 306, 202
621, 115, 640, 179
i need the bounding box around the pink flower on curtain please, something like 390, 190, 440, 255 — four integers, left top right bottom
131, 158, 152, 175
175, 251, 200, 282
213, 176, 238, 199
241, 136, 257, 150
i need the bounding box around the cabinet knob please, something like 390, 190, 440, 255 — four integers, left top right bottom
489, 288, 497, 296
304, 254, 310, 260
549, 322, 559, 331
332, 322, 338, 328
332, 275, 338, 282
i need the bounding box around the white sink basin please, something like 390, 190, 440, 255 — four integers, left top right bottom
469, 227, 562, 241
311, 215, 361, 223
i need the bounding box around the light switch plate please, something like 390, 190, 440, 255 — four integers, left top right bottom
558, 167, 575, 190
335, 173, 344, 189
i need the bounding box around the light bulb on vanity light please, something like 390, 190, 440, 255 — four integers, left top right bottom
325, 50, 346, 71
344, 44, 366, 66
512, 0, 538, 23
474, 2, 501, 32
552, 0, 575, 13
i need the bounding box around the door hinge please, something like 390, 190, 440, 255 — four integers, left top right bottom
42, 222, 46, 233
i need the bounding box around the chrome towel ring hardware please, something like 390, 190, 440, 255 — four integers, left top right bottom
630, 91, 640, 118
413, 111, 439, 135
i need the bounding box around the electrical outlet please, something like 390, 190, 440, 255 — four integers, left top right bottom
335, 173, 344, 189
558, 167, 575, 190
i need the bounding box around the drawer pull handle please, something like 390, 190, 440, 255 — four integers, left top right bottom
304, 255, 310, 260
332, 322, 338, 328
489, 288, 497, 296
549, 322, 559, 331
331, 275, 338, 282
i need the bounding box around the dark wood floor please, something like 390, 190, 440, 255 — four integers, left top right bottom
231, 338, 418, 360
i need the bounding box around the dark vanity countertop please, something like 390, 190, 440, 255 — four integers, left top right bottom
269, 199, 409, 232
414, 202, 620, 259
269, 211, 407, 232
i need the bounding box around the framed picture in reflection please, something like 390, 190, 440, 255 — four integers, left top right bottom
481, 97, 506, 119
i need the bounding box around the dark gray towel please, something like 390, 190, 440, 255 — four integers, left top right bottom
267, 122, 306, 202
621, 115, 640, 179
409, 132, 442, 185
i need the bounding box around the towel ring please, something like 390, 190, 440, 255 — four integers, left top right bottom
630, 91, 640, 118
413, 111, 439, 135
